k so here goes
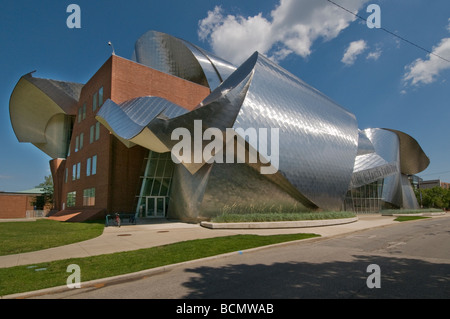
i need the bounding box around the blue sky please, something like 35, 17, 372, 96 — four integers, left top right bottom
0, 0, 449, 191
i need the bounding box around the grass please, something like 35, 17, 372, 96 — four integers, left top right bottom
394, 216, 431, 222
381, 208, 442, 215
211, 211, 356, 223
0, 233, 319, 296
0, 219, 104, 256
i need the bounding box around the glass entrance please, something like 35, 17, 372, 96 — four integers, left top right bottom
136, 151, 174, 218
146, 196, 166, 218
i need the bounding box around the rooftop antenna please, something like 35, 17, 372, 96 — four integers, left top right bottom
108, 41, 115, 55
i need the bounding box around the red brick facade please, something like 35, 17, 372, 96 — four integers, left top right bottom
0, 193, 38, 219
52, 55, 210, 221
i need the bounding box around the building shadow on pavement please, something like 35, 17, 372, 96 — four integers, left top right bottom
180, 255, 450, 299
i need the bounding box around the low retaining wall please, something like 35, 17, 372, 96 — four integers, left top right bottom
200, 217, 358, 229
382, 212, 446, 217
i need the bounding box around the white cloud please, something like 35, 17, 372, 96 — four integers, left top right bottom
366, 47, 382, 61
341, 40, 367, 66
198, 0, 369, 64
403, 37, 450, 86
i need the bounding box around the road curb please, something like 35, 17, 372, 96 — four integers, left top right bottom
200, 217, 359, 229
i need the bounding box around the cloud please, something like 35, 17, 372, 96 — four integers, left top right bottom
341, 40, 367, 65
198, 0, 369, 64
366, 47, 382, 61
403, 37, 450, 86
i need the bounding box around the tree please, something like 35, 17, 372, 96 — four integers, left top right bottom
32, 175, 54, 210
416, 186, 450, 209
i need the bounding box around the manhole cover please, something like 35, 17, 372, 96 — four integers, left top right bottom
117, 234, 132, 236
157, 230, 169, 233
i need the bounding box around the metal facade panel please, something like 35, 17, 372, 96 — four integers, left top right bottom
9, 73, 81, 158
132, 30, 236, 90
232, 53, 359, 210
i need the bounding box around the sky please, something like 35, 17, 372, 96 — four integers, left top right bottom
0, 0, 449, 192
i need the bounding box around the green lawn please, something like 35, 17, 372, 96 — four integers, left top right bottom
211, 211, 356, 223
0, 219, 104, 256
0, 233, 319, 296
394, 216, 431, 222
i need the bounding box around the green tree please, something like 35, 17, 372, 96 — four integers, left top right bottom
416, 186, 450, 209
32, 175, 54, 210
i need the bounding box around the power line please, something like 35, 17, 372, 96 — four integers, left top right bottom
326, 0, 450, 63
420, 170, 450, 177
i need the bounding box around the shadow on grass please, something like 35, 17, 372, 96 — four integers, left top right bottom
181, 255, 450, 299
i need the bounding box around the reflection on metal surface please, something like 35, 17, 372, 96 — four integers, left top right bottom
9, 72, 83, 158
132, 30, 236, 90
9, 30, 430, 221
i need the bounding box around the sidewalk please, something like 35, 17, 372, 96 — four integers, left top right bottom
0, 214, 409, 269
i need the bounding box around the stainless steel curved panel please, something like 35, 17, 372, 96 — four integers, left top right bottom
383, 128, 430, 175
132, 30, 236, 90
232, 53, 359, 210
9, 73, 82, 158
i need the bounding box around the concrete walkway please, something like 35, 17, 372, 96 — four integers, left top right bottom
0, 214, 416, 269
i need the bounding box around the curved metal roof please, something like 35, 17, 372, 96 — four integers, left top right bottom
131, 30, 236, 90
9, 72, 83, 158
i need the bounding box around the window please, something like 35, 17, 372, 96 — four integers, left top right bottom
86, 155, 97, 176
79, 133, 84, 150
90, 122, 101, 143
86, 157, 91, 176
83, 188, 95, 206
75, 136, 79, 152
92, 155, 97, 175
67, 191, 76, 207
82, 103, 86, 120
65, 168, 68, 183
99, 87, 104, 107
76, 162, 81, 179
90, 125, 95, 143
78, 103, 86, 123
72, 163, 81, 180
93, 92, 98, 111
95, 122, 100, 141
72, 164, 76, 181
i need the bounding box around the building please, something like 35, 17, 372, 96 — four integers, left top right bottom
9, 30, 430, 222
419, 179, 450, 190
0, 188, 45, 219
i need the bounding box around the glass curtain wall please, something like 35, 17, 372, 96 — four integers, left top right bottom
345, 179, 384, 214
136, 151, 174, 217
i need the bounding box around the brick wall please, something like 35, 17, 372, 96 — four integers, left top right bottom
0, 193, 37, 219
56, 55, 210, 218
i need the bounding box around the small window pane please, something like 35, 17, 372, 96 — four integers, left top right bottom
93, 92, 98, 111
95, 122, 100, 141
90, 125, 94, 143
86, 158, 91, 176
79, 133, 84, 150
82, 103, 86, 120
99, 87, 103, 106
76, 162, 81, 179
92, 155, 97, 175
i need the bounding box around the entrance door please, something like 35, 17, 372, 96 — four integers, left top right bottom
145, 196, 166, 218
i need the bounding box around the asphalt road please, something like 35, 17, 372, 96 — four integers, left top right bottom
34, 216, 450, 299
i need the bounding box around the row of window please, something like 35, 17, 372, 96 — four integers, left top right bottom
71, 122, 101, 155
65, 155, 98, 182
66, 188, 96, 207
77, 87, 104, 123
